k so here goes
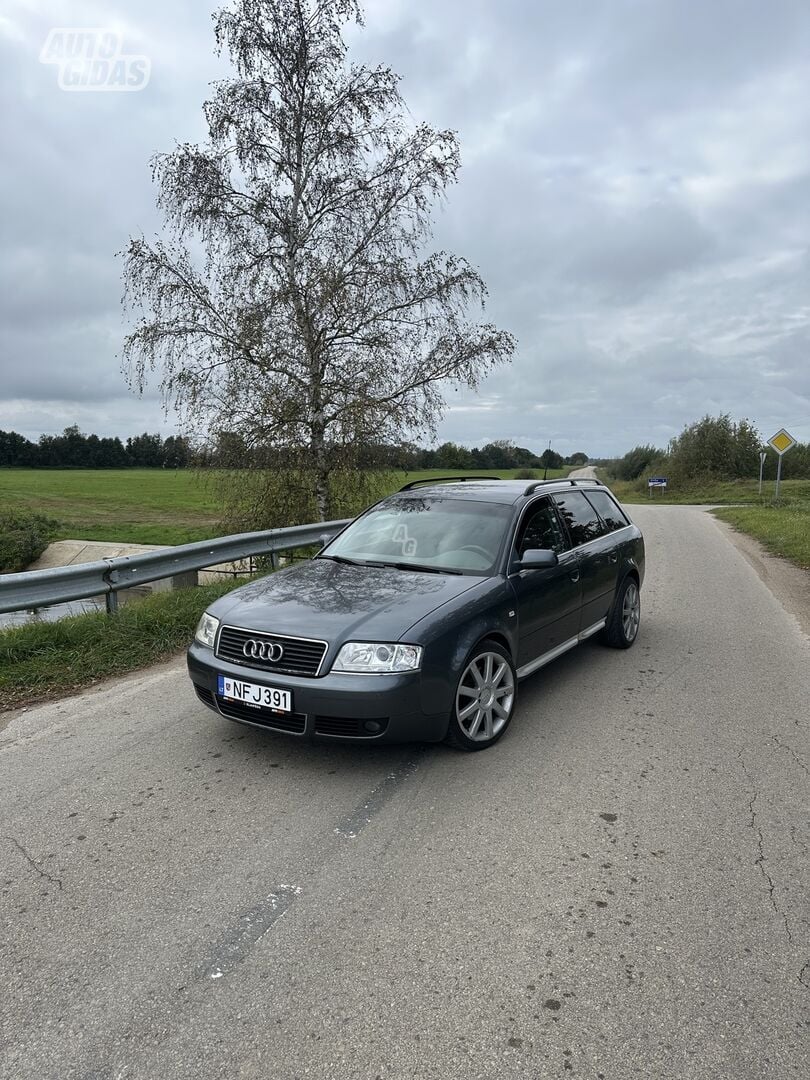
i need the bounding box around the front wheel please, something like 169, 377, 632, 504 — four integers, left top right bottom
445, 640, 517, 751
602, 576, 641, 649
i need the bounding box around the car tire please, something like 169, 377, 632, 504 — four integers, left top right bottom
602, 575, 640, 649
444, 639, 517, 751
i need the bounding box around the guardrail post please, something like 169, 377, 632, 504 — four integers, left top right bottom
104, 564, 119, 615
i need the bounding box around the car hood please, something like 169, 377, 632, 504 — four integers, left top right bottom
208, 558, 483, 644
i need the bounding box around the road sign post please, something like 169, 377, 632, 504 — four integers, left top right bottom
767, 429, 796, 501
647, 477, 668, 498
758, 450, 767, 495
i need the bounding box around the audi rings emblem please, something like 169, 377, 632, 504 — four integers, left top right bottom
242, 639, 284, 662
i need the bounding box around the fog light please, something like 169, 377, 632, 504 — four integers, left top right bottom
363, 720, 382, 733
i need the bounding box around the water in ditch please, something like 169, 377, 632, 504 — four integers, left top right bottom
0, 596, 108, 629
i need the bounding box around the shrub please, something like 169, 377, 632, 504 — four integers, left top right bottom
775, 441, 810, 480
0, 512, 59, 573
612, 444, 665, 482
668, 414, 760, 483
514, 469, 537, 480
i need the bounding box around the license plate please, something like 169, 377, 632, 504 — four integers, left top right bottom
217, 675, 292, 713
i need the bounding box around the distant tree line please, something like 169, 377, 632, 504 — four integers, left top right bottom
0, 426, 191, 469
607, 415, 810, 485
1, 426, 587, 473
387, 441, 588, 471
198, 433, 588, 472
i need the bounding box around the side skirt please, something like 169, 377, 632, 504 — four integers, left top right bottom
516, 619, 606, 680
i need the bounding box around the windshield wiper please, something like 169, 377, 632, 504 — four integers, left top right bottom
370, 560, 464, 576
315, 553, 365, 566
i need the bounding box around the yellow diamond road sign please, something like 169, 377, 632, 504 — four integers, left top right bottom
768, 428, 796, 455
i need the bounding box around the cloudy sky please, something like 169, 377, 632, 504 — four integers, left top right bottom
1, 0, 809, 458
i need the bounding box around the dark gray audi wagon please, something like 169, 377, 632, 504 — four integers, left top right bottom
188, 477, 645, 750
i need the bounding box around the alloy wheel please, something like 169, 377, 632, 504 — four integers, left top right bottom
455, 651, 515, 742
622, 582, 640, 642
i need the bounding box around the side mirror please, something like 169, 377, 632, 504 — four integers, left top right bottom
519, 548, 558, 570
318, 532, 332, 552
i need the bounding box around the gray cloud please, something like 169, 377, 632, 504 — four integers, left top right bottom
1, 0, 809, 455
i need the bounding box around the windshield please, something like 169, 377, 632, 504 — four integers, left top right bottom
321, 496, 511, 574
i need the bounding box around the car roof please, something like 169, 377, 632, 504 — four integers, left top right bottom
390, 478, 608, 506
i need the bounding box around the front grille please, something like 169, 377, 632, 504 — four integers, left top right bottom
216, 625, 327, 677
314, 715, 389, 738
215, 696, 306, 733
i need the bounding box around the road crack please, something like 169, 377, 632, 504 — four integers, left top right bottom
737, 753, 792, 944
3, 835, 63, 892
770, 735, 810, 778
789, 825, 808, 856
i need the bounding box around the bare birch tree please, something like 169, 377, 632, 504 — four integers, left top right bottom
122, 0, 515, 522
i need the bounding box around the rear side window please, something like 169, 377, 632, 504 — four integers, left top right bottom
553, 491, 607, 546
514, 499, 569, 557
584, 490, 630, 532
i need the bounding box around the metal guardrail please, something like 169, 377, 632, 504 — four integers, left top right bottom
0, 519, 352, 616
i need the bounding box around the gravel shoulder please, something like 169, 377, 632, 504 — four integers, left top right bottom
713, 514, 810, 639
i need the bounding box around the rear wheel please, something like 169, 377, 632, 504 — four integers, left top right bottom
445, 640, 517, 751
602, 576, 640, 649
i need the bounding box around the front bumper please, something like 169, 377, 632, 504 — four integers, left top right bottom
187, 642, 449, 743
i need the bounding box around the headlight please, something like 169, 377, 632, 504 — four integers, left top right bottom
194, 611, 220, 649
332, 642, 422, 674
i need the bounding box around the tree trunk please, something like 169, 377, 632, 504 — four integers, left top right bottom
310, 411, 329, 521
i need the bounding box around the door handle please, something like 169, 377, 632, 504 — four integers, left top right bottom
569, 569, 580, 583
608, 551, 618, 564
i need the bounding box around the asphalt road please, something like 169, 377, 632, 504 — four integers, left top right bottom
2, 505, 808, 1079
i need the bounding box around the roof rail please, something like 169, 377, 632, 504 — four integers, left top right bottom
399, 475, 500, 492
523, 477, 604, 497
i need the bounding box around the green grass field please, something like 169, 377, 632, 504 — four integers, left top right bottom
607, 476, 810, 505
0, 467, 567, 547
0, 469, 220, 545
